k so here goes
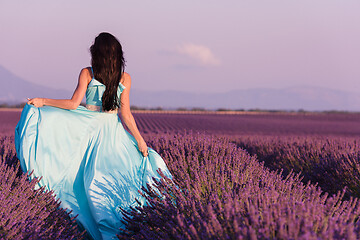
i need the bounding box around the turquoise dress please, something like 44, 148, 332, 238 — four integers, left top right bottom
15, 71, 171, 240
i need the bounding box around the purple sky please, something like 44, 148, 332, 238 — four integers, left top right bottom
1, 1, 360, 94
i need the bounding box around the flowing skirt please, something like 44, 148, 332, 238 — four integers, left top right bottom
15, 104, 171, 240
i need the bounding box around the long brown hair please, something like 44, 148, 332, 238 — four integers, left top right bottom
90, 32, 126, 111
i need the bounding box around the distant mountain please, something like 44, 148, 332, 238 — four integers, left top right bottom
0, 65, 72, 103
1, 65, 359, 111
131, 87, 360, 112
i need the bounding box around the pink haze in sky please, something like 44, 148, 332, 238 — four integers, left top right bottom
0, 0, 359, 94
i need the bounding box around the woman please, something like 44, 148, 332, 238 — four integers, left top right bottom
15, 32, 171, 240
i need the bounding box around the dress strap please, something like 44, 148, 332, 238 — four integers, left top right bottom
90, 67, 94, 79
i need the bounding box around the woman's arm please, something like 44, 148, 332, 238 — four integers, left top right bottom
120, 73, 148, 157
27, 68, 91, 109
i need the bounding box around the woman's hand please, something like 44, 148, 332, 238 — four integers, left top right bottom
137, 138, 149, 157
27, 98, 45, 108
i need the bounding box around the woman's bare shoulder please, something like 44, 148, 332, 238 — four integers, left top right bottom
78, 67, 93, 84
121, 72, 131, 88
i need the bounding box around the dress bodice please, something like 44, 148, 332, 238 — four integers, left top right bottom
86, 67, 126, 109
85, 78, 126, 107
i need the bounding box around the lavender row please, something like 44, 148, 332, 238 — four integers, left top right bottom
233, 136, 360, 199
0, 136, 85, 239
2, 110, 360, 137
118, 133, 360, 239
133, 112, 360, 137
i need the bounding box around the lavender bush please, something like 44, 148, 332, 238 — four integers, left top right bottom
0, 136, 21, 175
234, 136, 360, 199
118, 133, 360, 239
0, 136, 85, 239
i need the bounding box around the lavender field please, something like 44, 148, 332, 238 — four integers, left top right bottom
1, 109, 360, 239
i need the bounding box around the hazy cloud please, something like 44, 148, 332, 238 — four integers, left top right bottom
175, 43, 221, 66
